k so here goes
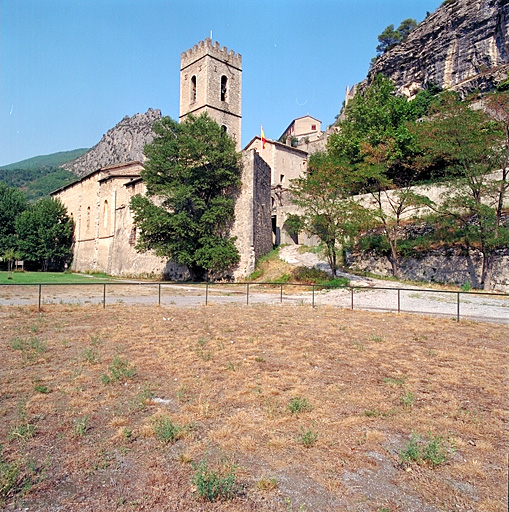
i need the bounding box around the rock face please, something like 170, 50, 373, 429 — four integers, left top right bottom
63, 109, 162, 177
367, 0, 509, 98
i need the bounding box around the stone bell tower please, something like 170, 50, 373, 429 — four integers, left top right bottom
179, 38, 242, 150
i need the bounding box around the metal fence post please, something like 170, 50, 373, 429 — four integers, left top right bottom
312, 285, 315, 308
351, 287, 354, 310
280, 284, 283, 303
103, 283, 106, 309
398, 288, 401, 314
38, 284, 42, 312
205, 281, 209, 305
246, 282, 250, 305
158, 283, 161, 306
457, 292, 460, 322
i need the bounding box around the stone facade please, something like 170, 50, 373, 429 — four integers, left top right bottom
52, 162, 185, 278
231, 150, 272, 278
180, 39, 242, 150
279, 115, 323, 145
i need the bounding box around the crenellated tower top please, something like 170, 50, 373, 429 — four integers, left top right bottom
181, 38, 242, 71
179, 39, 242, 150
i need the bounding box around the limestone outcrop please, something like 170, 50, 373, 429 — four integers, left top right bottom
63, 109, 161, 177
367, 0, 509, 98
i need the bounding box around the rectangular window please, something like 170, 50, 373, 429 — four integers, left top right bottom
311, 124, 316, 131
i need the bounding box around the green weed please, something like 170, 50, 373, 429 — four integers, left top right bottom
288, 396, 313, 414
152, 416, 185, 444
384, 374, 407, 387
101, 356, 136, 384
399, 432, 454, 467
400, 390, 415, 409
72, 415, 89, 437
297, 426, 318, 447
192, 459, 236, 502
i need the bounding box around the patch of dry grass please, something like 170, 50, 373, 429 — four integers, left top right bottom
0, 304, 507, 511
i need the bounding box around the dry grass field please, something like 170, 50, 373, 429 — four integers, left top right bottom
0, 303, 507, 511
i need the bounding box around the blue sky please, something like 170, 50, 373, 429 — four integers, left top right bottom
1, 0, 443, 166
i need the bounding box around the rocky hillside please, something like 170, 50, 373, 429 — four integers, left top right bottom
62, 109, 161, 177
367, 0, 509, 98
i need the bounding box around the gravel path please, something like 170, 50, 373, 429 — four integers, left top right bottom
0, 247, 507, 324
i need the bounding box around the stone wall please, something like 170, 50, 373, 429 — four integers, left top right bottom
347, 247, 509, 292
231, 150, 272, 278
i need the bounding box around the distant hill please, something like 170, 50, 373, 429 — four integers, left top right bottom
0, 148, 89, 171
0, 149, 88, 201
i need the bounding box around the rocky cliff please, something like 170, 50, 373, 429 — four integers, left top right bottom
63, 109, 161, 177
367, 0, 509, 98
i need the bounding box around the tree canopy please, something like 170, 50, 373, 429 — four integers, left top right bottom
376, 18, 417, 55
15, 197, 74, 271
130, 113, 242, 281
0, 182, 27, 255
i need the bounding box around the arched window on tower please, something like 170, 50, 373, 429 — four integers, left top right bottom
221, 75, 228, 102
221, 125, 227, 133
191, 75, 197, 103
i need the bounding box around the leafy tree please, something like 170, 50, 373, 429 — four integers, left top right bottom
327, 76, 435, 276
15, 197, 74, 271
376, 19, 417, 55
0, 182, 27, 254
412, 92, 509, 289
130, 113, 241, 281
291, 152, 372, 276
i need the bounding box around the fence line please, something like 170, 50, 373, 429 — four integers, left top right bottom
1, 281, 508, 323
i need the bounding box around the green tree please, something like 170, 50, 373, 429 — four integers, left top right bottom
15, 197, 74, 271
327, 76, 435, 276
0, 182, 27, 254
376, 19, 417, 55
412, 92, 509, 289
130, 113, 241, 281
291, 152, 372, 276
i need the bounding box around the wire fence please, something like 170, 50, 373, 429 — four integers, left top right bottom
1, 281, 508, 323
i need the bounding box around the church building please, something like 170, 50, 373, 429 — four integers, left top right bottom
52, 39, 320, 278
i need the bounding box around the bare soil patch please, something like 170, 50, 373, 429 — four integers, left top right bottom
0, 304, 507, 511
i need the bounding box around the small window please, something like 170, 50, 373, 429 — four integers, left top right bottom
86, 206, 91, 231
221, 75, 228, 102
221, 125, 228, 133
191, 75, 197, 103
311, 124, 316, 131
280, 174, 285, 184
103, 200, 109, 229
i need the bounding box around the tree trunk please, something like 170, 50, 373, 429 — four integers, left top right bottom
481, 250, 494, 291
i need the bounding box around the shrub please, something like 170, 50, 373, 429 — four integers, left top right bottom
101, 356, 136, 384
152, 416, 184, 444
288, 396, 313, 414
192, 460, 236, 501
399, 433, 454, 467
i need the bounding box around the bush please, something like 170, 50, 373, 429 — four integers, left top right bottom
192, 460, 236, 501
152, 416, 184, 444
288, 396, 313, 414
399, 433, 454, 467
